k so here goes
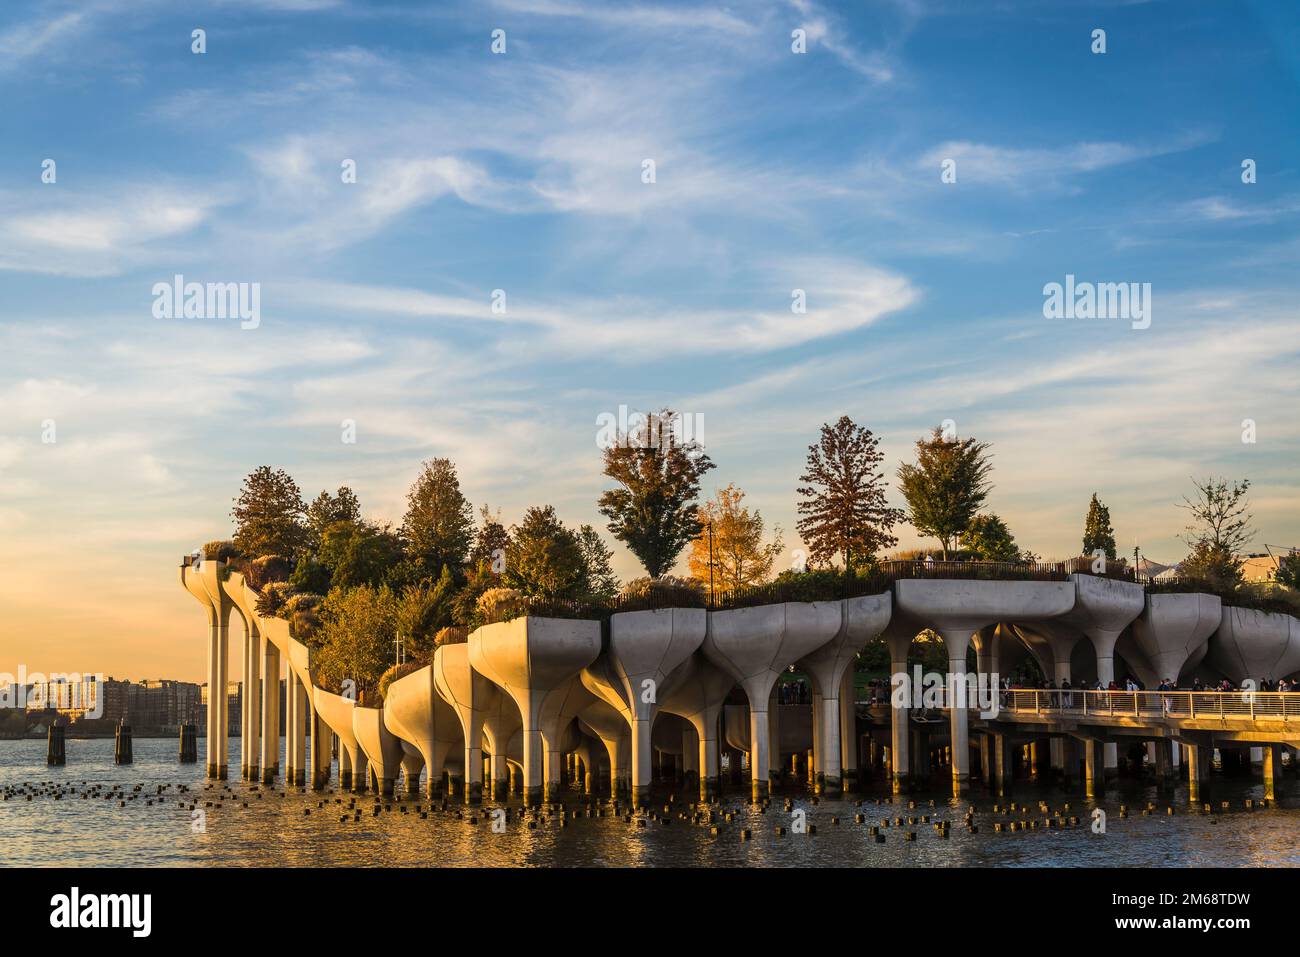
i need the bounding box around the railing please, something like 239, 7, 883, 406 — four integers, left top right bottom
996, 689, 1300, 720
879, 560, 1073, 582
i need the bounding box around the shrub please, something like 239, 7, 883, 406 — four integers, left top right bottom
255, 581, 294, 618
377, 660, 423, 701
245, 555, 292, 590
477, 587, 526, 624
433, 625, 469, 647
283, 592, 324, 644
615, 576, 706, 611
202, 540, 240, 562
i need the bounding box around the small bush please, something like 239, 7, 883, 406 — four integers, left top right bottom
255, 581, 294, 618
245, 555, 292, 590
434, 625, 469, 647
477, 588, 526, 624
202, 540, 240, 562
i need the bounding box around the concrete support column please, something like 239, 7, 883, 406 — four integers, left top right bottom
839, 668, 858, 792
939, 629, 972, 793
749, 707, 771, 801
1082, 738, 1103, 798
489, 751, 508, 800
521, 728, 543, 805
289, 672, 307, 786
992, 733, 1011, 796
630, 717, 652, 807
888, 654, 910, 792
698, 726, 718, 801
1185, 743, 1203, 803
351, 748, 369, 794
205, 609, 229, 779
817, 691, 843, 795
1263, 744, 1282, 801
979, 734, 992, 786
681, 724, 699, 789
260, 642, 278, 783
543, 744, 563, 803
1090, 630, 1121, 779
1029, 740, 1042, 779
1154, 740, 1173, 788
767, 686, 781, 792
464, 736, 484, 805
310, 710, 330, 789
339, 744, 352, 790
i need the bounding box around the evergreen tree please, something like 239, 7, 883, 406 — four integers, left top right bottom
1081, 493, 1117, 559
401, 458, 474, 578
577, 524, 620, 603
231, 466, 308, 559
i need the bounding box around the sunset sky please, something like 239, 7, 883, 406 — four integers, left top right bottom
1, 0, 1297, 683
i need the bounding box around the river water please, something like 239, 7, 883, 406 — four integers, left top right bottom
2, 738, 1295, 867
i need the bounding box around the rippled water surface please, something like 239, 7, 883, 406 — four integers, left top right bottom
2, 738, 1296, 867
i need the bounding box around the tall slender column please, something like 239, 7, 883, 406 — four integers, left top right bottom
839, 668, 858, 792
1082, 738, 1102, 798
289, 672, 307, 786
887, 638, 911, 793
992, 732, 1011, 796
244, 624, 262, 781
205, 607, 220, 778
260, 641, 277, 783
1263, 744, 1282, 801
311, 710, 330, 789
939, 629, 972, 793
749, 706, 771, 801
215, 608, 229, 779
630, 715, 652, 807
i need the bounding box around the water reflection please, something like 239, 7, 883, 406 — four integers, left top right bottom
2, 738, 1296, 867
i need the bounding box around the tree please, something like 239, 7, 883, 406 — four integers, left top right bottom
597, 409, 715, 578
689, 484, 783, 590
468, 505, 510, 571
313, 584, 398, 703
1081, 493, 1117, 560
231, 466, 307, 559
577, 524, 620, 603
401, 458, 474, 578
1179, 477, 1253, 554
504, 506, 587, 599
1275, 553, 1300, 591
896, 427, 994, 559
796, 417, 902, 569
396, 566, 457, 662
306, 487, 361, 549
317, 520, 404, 589
960, 513, 1020, 562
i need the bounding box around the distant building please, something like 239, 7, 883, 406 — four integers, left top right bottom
127, 679, 202, 730
200, 681, 242, 735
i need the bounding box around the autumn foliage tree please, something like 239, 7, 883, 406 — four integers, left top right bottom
598, 409, 715, 578
795, 416, 902, 569
689, 484, 783, 590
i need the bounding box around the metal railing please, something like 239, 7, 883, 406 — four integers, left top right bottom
996, 689, 1300, 720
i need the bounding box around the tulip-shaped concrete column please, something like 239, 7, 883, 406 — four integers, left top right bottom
384, 664, 462, 798
353, 705, 403, 796
798, 593, 891, 795
896, 579, 1075, 793
539, 679, 597, 800
434, 643, 503, 804
1060, 574, 1146, 776
1129, 592, 1222, 688
659, 652, 735, 801
481, 691, 523, 800
182, 557, 231, 779
881, 622, 918, 792
469, 617, 601, 805
314, 688, 366, 792
220, 572, 267, 783
261, 640, 280, 783
579, 699, 632, 795
704, 601, 842, 800
1210, 605, 1300, 687
606, 608, 706, 807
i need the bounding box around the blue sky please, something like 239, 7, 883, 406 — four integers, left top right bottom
1, 0, 1297, 679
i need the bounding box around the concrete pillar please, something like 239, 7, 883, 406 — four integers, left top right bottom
490, 751, 508, 800
311, 710, 331, 789
839, 668, 858, 792
630, 716, 653, 806
1185, 743, 1204, 802
979, 734, 992, 786
1154, 740, 1173, 788
1029, 740, 1042, 780
205, 607, 229, 779
992, 733, 1011, 796
888, 651, 910, 792
1263, 744, 1282, 801
260, 643, 279, 783
1091, 630, 1122, 779
939, 629, 972, 792
290, 672, 307, 786
749, 706, 771, 801
340, 745, 352, 790
1082, 738, 1102, 798
767, 686, 782, 792
681, 724, 699, 788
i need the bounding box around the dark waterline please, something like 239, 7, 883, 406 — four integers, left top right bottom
2, 738, 1295, 867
